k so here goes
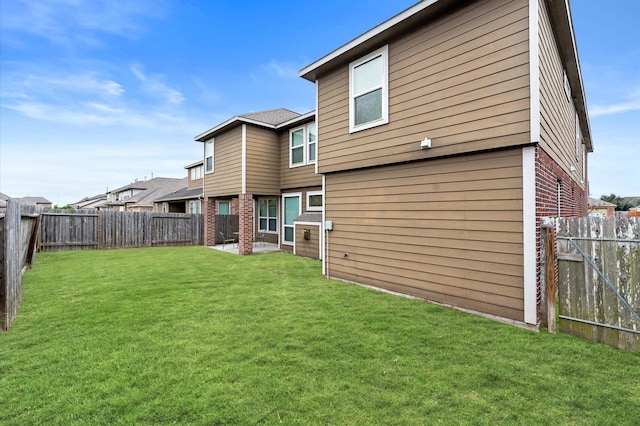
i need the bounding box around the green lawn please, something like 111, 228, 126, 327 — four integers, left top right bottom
1, 247, 638, 425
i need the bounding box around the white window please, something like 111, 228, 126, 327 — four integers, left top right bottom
306, 191, 323, 212
258, 198, 278, 233
162, 202, 168, 213
218, 201, 230, 215
190, 165, 203, 180
205, 140, 214, 173
289, 122, 317, 167
282, 193, 301, 245
189, 200, 201, 214
575, 112, 582, 158
349, 45, 389, 133
563, 70, 571, 102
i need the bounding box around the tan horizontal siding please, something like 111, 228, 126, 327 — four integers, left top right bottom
294, 224, 321, 259
317, 0, 530, 174
204, 126, 241, 197
245, 125, 280, 195
325, 148, 525, 321
279, 130, 323, 190
538, 0, 584, 186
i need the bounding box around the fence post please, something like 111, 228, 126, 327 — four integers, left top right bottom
545, 225, 557, 334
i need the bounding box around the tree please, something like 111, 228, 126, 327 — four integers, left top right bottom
600, 194, 633, 211
53, 204, 75, 210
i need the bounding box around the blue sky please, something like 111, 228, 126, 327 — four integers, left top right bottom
1, 0, 638, 205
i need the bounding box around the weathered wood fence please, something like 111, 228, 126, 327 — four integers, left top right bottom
0, 200, 40, 330
215, 214, 239, 244
39, 210, 204, 251
542, 217, 639, 352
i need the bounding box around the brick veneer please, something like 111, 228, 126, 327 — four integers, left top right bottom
238, 194, 254, 255
204, 197, 216, 246
534, 146, 587, 323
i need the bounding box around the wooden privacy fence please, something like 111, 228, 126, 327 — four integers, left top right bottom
0, 200, 41, 330
215, 214, 239, 244
542, 217, 639, 352
39, 210, 204, 251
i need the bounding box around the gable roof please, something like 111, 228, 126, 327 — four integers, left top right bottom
194, 108, 315, 142
299, 0, 592, 151
588, 197, 616, 208
155, 187, 203, 203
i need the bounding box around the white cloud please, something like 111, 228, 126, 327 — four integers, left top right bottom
131, 65, 185, 105
590, 99, 640, 117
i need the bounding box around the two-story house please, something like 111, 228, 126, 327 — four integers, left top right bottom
154, 161, 205, 213
195, 109, 322, 255
296, 0, 592, 327
102, 177, 186, 212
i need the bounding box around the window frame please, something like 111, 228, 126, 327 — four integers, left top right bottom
349, 45, 389, 133
205, 140, 214, 174
288, 122, 317, 168
306, 191, 323, 212
218, 200, 231, 215
258, 197, 278, 234
189, 200, 201, 214
282, 193, 302, 245
563, 70, 571, 102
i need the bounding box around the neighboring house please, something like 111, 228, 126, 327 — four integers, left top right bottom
195, 108, 322, 255
72, 193, 107, 210
588, 197, 616, 217
102, 177, 187, 212
154, 161, 205, 213
296, 0, 592, 327
14, 196, 52, 208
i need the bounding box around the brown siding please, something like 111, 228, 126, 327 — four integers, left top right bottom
538, 0, 585, 187
203, 126, 242, 197
294, 223, 321, 259
279, 126, 323, 190
246, 125, 280, 195
317, 0, 530, 174
325, 149, 525, 320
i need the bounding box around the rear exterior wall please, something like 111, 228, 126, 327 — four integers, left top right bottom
324, 148, 525, 321
317, 0, 531, 174
203, 126, 243, 197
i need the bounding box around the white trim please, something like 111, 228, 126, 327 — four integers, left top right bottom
257, 197, 278, 234
349, 45, 389, 133
322, 174, 327, 274
241, 124, 247, 194
315, 80, 319, 175
299, 0, 438, 81
289, 126, 306, 168
281, 192, 302, 246
522, 146, 537, 325
204, 140, 214, 174
529, 0, 540, 144
306, 190, 323, 212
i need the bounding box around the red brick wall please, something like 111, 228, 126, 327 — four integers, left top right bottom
238, 194, 254, 255
534, 146, 587, 324
204, 197, 216, 246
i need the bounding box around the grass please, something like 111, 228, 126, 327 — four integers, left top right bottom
1, 247, 639, 425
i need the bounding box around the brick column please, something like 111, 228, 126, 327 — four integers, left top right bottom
238, 193, 254, 255
204, 197, 216, 246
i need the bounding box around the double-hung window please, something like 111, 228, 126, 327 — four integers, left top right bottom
205, 140, 214, 173
349, 45, 389, 133
259, 198, 278, 233
289, 122, 317, 167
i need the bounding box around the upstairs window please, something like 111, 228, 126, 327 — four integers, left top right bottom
563, 70, 571, 102
205, 140, 214, 173
575, 112, 582, 159
190, 165, 203, 180
349, 45, 389, 133
289, 122, 317, 167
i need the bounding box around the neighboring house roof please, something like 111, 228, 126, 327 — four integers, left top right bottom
123, 178, 188, 208
194, 108, 315, 141
0, 192, 9, 209
73, 193, 107, 209
155, 187, 203, 203
184, 160, 204, 169
299, 0, 592, 152
16, 196, 51, 206
588, 197, 616, 208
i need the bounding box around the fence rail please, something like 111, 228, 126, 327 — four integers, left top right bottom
38, 210, 204, 251
549, 216, 639, 353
